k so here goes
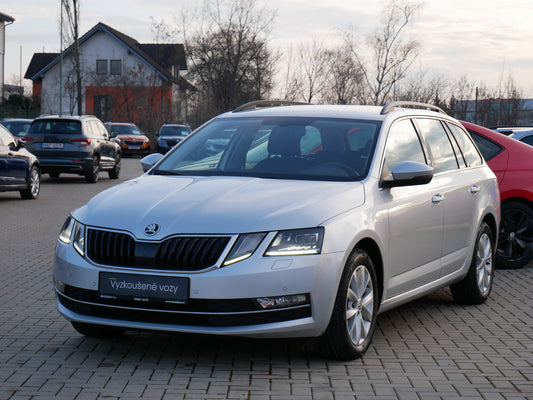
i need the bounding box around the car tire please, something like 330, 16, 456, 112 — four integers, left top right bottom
85, 156, 100, 183
49, 172, 60, 178
318, 249, 378, 360
496, 201, 533, 269
450, 222, 494, 305
108, 154, 121, 179
71, 321, 125, 338
20, 166, 40, 199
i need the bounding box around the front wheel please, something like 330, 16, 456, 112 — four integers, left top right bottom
450, 222, 494, 305
319, 249, 378, 360
108, 154, 121, 179
85, 156, 100, 183
20, 166, 40, 199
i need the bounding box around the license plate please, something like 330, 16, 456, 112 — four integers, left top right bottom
128, 145, 140, 150
42, 143, 64, 149
99, 272, 189, 304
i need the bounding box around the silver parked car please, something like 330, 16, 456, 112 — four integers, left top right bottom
54, 101, 500, 360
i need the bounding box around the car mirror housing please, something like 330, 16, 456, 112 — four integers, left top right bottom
140, 153, 164, 172
382, 161, 434, 188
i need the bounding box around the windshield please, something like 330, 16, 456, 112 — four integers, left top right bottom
110, 125, 142, 135
154, 117, 380, 181
160, 125, 191, 136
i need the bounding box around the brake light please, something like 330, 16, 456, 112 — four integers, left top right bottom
21, 137, 34, 141
71, 138, 91, 146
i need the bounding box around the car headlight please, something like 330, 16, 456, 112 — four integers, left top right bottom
265, 228, 324, 256
72, 221, 86, 256
224, 232, 267, 265
59, 216, 75, 244
58, 216, 86, 257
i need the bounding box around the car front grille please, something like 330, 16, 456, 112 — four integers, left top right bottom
86, 229, 231, 271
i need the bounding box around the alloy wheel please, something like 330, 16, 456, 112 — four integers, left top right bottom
346, 265, 375, 346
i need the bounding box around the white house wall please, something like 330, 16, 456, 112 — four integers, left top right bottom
41, 30, 163, 116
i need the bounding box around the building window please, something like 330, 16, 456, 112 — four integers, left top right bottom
138, 96, 147, 109
110, 60, 122, 75
96, 59, 107, 75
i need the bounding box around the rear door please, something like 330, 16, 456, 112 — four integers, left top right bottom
414, 118, 484, 276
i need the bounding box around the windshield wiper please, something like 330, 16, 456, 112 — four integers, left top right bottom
152, 170, 181, 175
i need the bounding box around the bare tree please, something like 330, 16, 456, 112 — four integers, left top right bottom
352, 0, 422, 105
322, 41, 365, 105
295, 40, 328, 103
61, 0, 83, 115
180, 0, 277, 121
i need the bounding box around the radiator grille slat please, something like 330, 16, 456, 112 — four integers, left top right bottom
86, 229, 230, 271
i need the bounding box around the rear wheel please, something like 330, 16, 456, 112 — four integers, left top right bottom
496, 201, 533, 269
450, 222, 494, 305
71, 321, 125, 338
319, 249, 378, 360
49, 171, 60, 178
20, 166, 40, 199
85, 156, 100, 183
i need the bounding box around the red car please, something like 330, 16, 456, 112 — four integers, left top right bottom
462, 121, 533, 269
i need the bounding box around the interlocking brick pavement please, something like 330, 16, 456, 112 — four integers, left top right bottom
1, 158, 532, 399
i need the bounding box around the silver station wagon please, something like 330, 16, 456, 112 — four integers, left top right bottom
54, 101, 499, 360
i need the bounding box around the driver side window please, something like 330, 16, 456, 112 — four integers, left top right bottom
382, 119, 426, 180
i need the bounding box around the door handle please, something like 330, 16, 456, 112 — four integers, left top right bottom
470, 185, 480, 194
432, 194, 444, 204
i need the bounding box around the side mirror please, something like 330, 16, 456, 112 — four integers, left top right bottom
16, 139, 26, 149
381, 161, 434, 188
140, 153, 164, 172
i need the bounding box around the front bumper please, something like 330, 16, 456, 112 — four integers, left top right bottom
53, 237, 344, 338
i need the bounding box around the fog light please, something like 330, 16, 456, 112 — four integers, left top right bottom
256, 294, 308, 309
55, 278, 66, 293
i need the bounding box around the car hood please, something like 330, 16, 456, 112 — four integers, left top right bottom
116, 134, 148, 140
73, 175, 365, 238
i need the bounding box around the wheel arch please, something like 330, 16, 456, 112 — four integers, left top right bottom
352, 238, 384, 304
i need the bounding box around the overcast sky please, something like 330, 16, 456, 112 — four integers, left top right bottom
2, 0, 533, 96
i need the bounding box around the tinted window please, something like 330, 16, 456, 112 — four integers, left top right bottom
415, 118, 458, 173
448, 123, 483, 166
28, 120, 82, 135
469, 131, 503, 161
520, 135, 533, 146
382, 119, 426, 180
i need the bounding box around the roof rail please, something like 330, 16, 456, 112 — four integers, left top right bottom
233, 100, 309, 112
381, 101, 446, 115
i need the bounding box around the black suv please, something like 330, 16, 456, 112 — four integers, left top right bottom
23, 115, 121, 183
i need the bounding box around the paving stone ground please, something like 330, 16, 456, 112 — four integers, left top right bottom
1, 158, 532, 400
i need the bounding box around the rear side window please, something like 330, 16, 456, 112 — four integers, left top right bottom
448, 123, 483, 167
28, 120, 82, 135
415, 118, 458, 173
468, 131, 502, 161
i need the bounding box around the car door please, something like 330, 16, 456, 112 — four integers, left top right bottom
0, 126, 28, 185
91, 120, 116, 166
414, 118, 483, 276
380, 118, 444, 299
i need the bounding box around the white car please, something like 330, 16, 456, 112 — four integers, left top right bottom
54, 101, 499, 360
